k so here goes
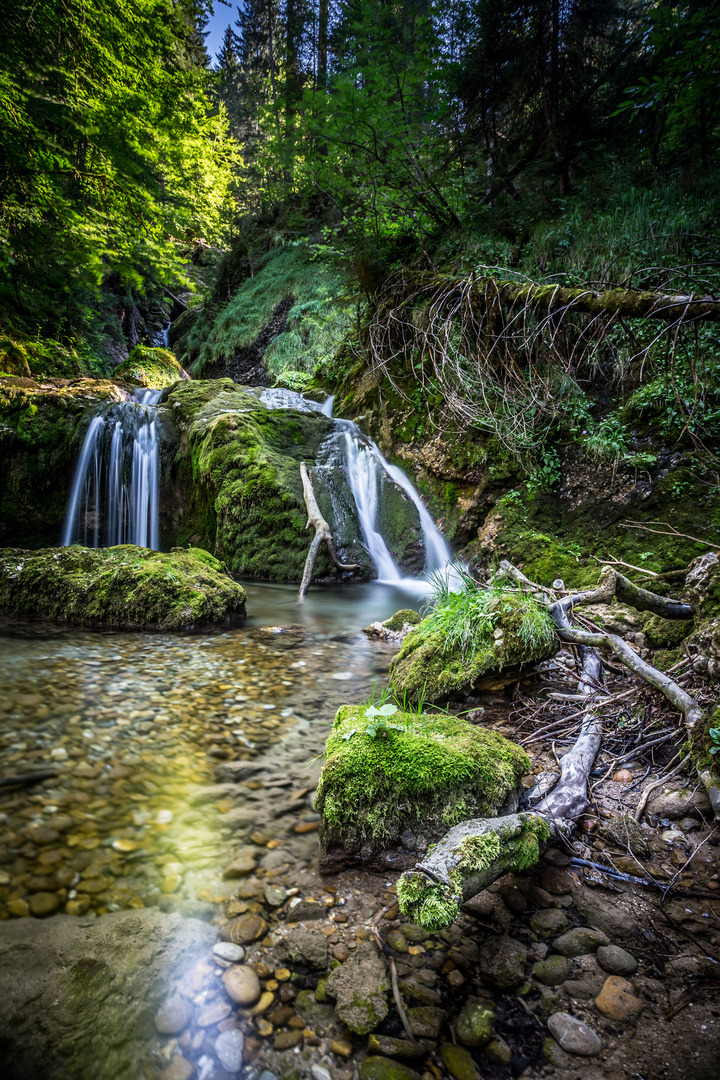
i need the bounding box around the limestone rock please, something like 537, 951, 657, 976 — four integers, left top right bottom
684, 552, 720, 619
274, 927, 328, 971
547, 1011, 602, 1056
325, 941, 390, 1034
645, 786, 712, 820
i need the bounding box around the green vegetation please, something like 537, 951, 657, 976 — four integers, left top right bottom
396, 815, 551, 931
389, 577, 557, 702
316, 704, 529, 857
0, 337, 111, 380
114, 347, 187, 389
383, 609, 422, 632
0, 544, 246, 629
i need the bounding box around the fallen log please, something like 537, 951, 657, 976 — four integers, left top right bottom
472, 282, 720, 324
298, 461, 358, 600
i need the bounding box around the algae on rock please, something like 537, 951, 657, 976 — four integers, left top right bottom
0, 545, 246, 629
315, 705, 529, 872
114, 346, 188, 389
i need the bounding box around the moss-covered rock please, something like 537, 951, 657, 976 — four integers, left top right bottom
642, 612, 694, 650
384, 609, 422, 632
388, 593, 558, 703
316, 705, 529, 872
114, 346, 188, 389
0, 545, 246, 629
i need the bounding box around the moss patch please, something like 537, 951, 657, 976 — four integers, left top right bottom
642, 612, 695, 650
383, 609, 422, 632
114, 346, 187, 389
0, 545, 246, 629
396, 815, 551, 931
388, 590, 557, 703
316, 705, 529, 863
0, 336, 111, 381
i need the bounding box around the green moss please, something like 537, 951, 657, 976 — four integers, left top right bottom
383, 608, 422, 632
316, 705, 529, 855
0, 545, 246, 629
0, 336, 111, 380
642, 612, 695, 650
388, 588, 557, 702
690, 705, 720, 773
396, 815, 550, 931
114, 346, 186, 388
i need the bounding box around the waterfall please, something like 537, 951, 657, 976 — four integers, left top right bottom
161, 324, 170, 349
259, 388, 455, 584
62, 390, 162, 549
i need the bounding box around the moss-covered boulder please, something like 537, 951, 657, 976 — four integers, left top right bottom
0, 378, 127, 547
0, 545, 246, 629
315, 705, 530, 872
388, 592, 558, 703
114, 346, 188, 389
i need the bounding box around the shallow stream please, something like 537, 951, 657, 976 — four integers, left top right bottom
0, 581, 424, 921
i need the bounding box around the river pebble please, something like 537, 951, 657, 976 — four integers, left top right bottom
547, 1012, 602, 1056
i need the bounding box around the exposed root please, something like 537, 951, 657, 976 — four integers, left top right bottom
298, 461, 358, 600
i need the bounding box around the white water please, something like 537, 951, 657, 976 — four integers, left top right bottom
259, 388, 456, 587
62, 390, 162, 549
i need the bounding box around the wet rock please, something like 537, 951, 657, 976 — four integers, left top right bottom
288, 900, 327, 921
646, 787, 712, 820
360, 1057, 422, 1080
264, 885, 287, 907
407, 1006, 444, 1038
455, 999, 495, 1046
197, 1000, 232, 1027
28, 892, 61, 917
293, 989, 336, 1026
553, 927, 609, 957
368, 1035, 428, 1059
155, 995, 193, 1034
572, 886, 637, 938
273, 1030, 303, 1050
403, 925, 430, 942
213, 942, 245, 963
539, 868, 573, 895
564, 978, 604, 1000
529, 909, 568, 938
330, 1039, 353, 1057
325, 941, 389, 1034
684, 551, 720, 619
597, 945, 638, 976
483, 1037, 512, 1065
478, 935, 527, 990
386, 930, 409, 953
0, 909, 215, 1080
221, 913, 267, 945
441, 1043, 479, 1080
160, 1055, 194, 1080
215, 1029, 244, 1073
223, 965, 261, 1006
542, 1036, 572, 1068
222, 853, 257, 878
532, 955, 571, 987
547, 1012, 602, 1056
596, 976, 644, 1022
274, 927, 328, 970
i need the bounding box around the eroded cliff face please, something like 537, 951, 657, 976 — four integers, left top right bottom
330, 364, 720, 589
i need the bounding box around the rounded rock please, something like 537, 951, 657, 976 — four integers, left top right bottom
597, 944, 638, 976
213, 941, 245, 963
553, 927, 609, 957
456, 999, 496, 1046
532, 955, 571, 987
155, 995, 193, 1034
223, 964, 261, 1006
595, 975, 644, 1022
441, 1043, 479, 1080
215, 1028, 244, 1073
529, 909, 568, 938
547, 1011, 602, 1056
28, 892, 61, 917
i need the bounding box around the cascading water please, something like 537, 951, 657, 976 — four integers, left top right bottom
62, 389, 162, 549
259, 388, 455, 585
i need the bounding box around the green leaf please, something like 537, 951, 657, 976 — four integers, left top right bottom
377, 703, 399, 717
366, 725, 377, 738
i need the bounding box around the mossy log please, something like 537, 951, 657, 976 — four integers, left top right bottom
471, 282, 720, 323
299, 461, 358, 599
397, 560, 719, 931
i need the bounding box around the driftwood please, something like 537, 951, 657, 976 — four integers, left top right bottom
298, 461, 358, 600
396, 560, 720, 930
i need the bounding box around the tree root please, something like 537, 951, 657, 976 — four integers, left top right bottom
396, 560, 720, 931
298, 461, 358, 600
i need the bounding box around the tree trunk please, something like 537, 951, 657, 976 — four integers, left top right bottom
298, 462, 358, 600
471, 282, 720, 323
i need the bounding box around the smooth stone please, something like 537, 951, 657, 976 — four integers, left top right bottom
273, 1030, 302, 1050
595, 976, 644, 1022
264, 885, 287, 907
7, 898, 30, 917
573, 886, 636, 937
407, 1006, 444, 1038
547, 1011, 602, 1056
213, 942, 245, 963
532, 955, 571, 987
293, 989, 335, 1026
196, 1000, 232, 1027
215, 1028, 244, 1072
359, 1057, 422, 1080
553, 927, 609, 957
441, 1043, 479, 1080
287, 900, 327, 921
563, 978, 604, 1000
455, 999, 496, 1046
478, 935, 527, 990
529, 909, 568, 938
160, 1056, 194, 1080
223, 965, 261, 1006
155, 995, 193, 1034
368, 1035, 427, 1060
386, 930, 409, 953
28, 892, 61, 917
402, 924, 430, 942
312, 1068, 332, 1080
222, 855, 257, 879
596, 945, 638, 976
221, 913, 267, 945
539, 868, 573, 894
483, 1037, 512, 1065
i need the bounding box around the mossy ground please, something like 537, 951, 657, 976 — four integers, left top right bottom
0, 336, 111, 380
316, 705, 529, 857
388, 589, 558, 703
0, 545, 246, 629
114, 346, 186, 388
